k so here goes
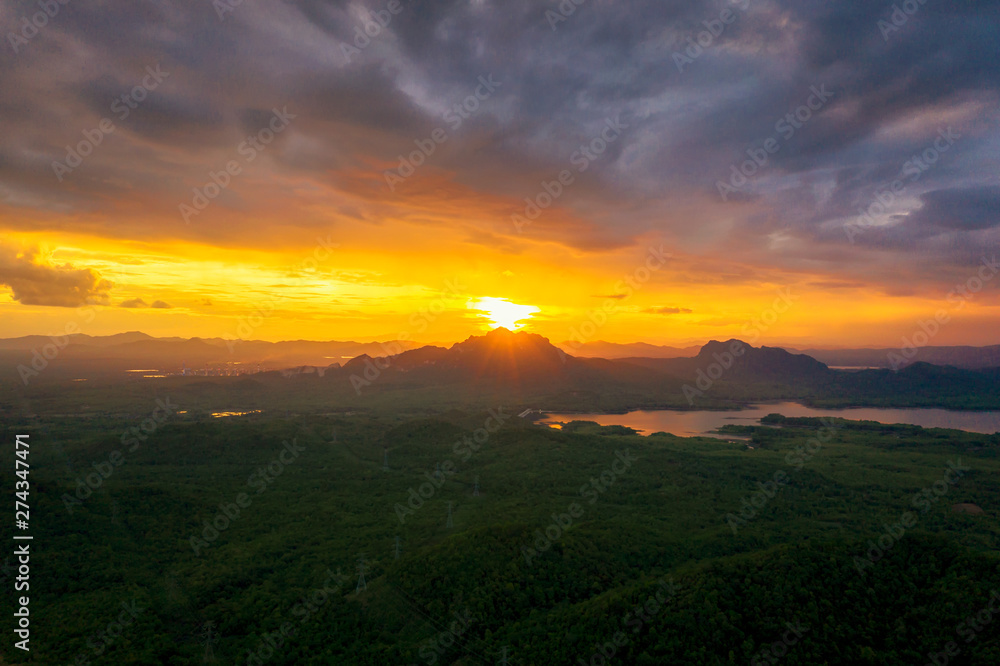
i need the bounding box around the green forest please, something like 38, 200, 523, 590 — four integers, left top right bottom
2, 409, 999, 664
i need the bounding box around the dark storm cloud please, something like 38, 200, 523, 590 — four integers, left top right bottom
0, 0, 998, 291
74, 72, 228, 143
906, 187, 1000, 232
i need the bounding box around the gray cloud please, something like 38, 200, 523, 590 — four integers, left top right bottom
643, 306, 694, 315
121, 298, 173, 309
0, 0, 998, 294
905, 186, 1000, 231
0, 243, 111, 307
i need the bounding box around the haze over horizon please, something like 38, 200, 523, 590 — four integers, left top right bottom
2, 1, 999, 347
6, 327, 1000, 356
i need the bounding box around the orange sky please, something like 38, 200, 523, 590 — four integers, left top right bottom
2, 1, 998, 349
2, 223, 998, 349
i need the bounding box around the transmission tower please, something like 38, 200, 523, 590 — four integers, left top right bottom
356, 555, 367, 593
200, 621, 219, 663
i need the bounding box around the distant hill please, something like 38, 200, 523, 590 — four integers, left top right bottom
620, 339, 830, 381
0, 332, 422, 372
3, 329, 1000, 412
0, 330, 167, 349
558, 340, 700, 359
333, 333, 998, 410
4, 330, 999, 374
793, 344, 1000, 370
3, 329, 1000, 413
346, 328, 675, 397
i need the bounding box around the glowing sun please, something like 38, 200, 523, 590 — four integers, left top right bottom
469, 297, 540, 330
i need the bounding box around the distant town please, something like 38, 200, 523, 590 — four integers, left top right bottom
178, 363, 265, 377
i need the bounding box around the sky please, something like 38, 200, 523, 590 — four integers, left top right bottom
0, 0, 998, 348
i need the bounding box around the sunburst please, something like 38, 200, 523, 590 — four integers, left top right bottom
468, 297, 539, 330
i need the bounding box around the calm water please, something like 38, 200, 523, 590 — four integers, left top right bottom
541, 402, 1000, 437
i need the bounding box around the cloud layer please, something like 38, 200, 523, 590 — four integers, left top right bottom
0, 242, 111, 307
0, 0, 997, 336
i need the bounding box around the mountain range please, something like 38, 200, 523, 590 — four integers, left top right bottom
2, 329, 999, 413
796, 345, 1000, 370
0, 331, 423, 371
3, 330, 1000, 372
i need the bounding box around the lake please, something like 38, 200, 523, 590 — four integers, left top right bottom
540, 402, 1000, 437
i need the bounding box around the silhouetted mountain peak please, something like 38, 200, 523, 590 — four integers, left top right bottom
684, 339, 829, 381
455, 327, 558, 349
343, 354, 375, 370
698, 339, 749, 357
450, 328, 568, 363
